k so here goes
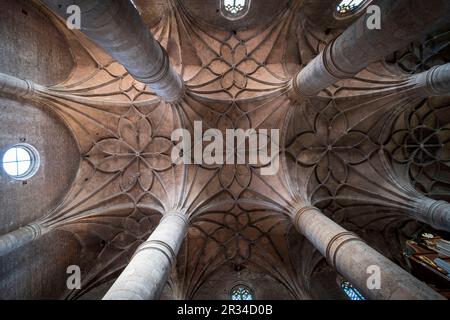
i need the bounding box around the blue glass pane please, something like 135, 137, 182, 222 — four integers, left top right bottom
230, 286, 253, 300
341, 281, 365, 300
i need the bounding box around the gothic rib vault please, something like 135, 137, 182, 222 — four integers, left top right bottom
0, 0, 449, 300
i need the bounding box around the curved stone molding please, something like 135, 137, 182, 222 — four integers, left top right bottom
0, 223, 46, 257
293, 206, 317, 233
325, 231, 364, 269
103, 211, 188, 300
293, 206, 444, 300
132, 240, 177, 266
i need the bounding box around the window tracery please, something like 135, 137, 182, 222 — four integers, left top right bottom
230, 285, 254, 300
221, 0, 251, 20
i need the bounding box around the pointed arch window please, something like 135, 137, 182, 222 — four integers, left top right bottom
230, 284, 254, 300
220, 0, 251, 21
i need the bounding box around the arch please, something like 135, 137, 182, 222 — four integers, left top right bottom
230, 283, 254, 300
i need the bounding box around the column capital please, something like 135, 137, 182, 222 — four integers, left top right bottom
103, 208, 188, 300
293, 39, 356, 98
413, 64, 450, 96
0, 73, 37, 99
162, 211, 189, 225
132, 239, 176, 266
293, 205, 318, 233
294, 205, 444, 299
325, 231, 364, 269
23, 222, 45, 239
0, 221, 46, 257
321, 39, 355, 80
290, 73, 303, 100
130, 211, 189, 267
417, 199, 450, 232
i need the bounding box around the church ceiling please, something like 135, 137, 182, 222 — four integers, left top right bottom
11, 0, 450, 298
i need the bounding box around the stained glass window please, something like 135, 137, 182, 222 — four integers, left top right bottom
341, 281, 365, 300
223, 0, 246, 14
336, 0, 366, 15
2, 144, 40, 180
230, 285, 254, 300
221, 0, 251, 20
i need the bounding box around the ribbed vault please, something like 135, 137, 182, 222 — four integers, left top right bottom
0, 0, 449, 300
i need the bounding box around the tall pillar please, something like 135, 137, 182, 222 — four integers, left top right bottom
411, 63, 450, 97
0, 72, 39, 98
414, 198, 450, 232
103, 212, 188, 300
0, 223, 45, 257
43, 0, 183, 102
294, 0, 450, 97
293, 206, 445, 300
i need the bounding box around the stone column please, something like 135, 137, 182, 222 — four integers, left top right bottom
0, 72, 39, 98
414, 198, 450, 232
43, 0, 183, 102
294, 0, 450, 97
293, 206, 445, 300
411, 63, 450, 97
0, 223, 45, 257
103, 212, 188, 300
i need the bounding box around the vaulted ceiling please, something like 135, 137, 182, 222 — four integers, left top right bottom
0, 0, 449, 299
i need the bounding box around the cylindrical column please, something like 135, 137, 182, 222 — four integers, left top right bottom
294, 0, 450, 97
293, 206, 445, 300
103, 212, 188, 300
414, 198, 450, 232
411, 64, 450, 97
0, 72, 38, 98
0, 223, 45, 257
43, 0, 183, 102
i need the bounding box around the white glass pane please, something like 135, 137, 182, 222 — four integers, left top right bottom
3, 162, 18, 176
337, 0, 365, 13
224, 0, 246, 14
3, 148, 18, 163
17, 160, 31, 176
16, 147, 31, 161
339, 0, 364, 6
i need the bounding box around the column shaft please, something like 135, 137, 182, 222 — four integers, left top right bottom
103, 212, 188, 300
295, 0, 450, 96
294, 206, 444, 300
0, 72, 37, 98
415, 198, 450, 232
43, 0, 183, 102
411, 63, 450, 97
0, 223, 44, 257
